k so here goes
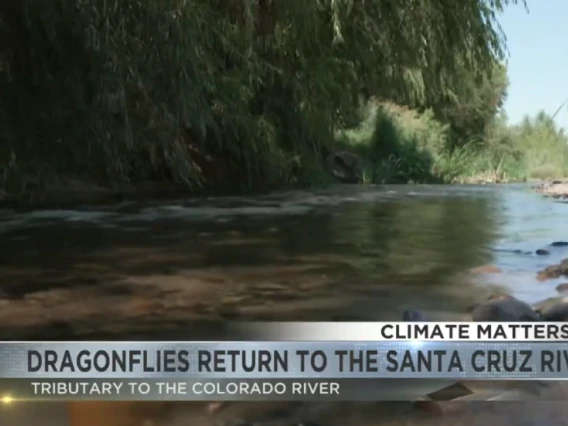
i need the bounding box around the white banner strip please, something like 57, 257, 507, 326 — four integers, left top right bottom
237, 322, 568, 341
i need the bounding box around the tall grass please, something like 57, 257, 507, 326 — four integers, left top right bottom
512, 112, 568, 179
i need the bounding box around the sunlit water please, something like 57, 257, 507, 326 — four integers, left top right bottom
0, 183, 567, 339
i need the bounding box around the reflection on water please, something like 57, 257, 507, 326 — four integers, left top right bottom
1, 184, 566, 339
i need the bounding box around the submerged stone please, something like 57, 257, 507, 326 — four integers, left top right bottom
470, 296, 540, 322
534, 296, 568, 321
538, 303, 568, 321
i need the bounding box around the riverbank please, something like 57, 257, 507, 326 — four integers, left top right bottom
2, 101, 567, 207
0, 178, 547, 210
0, 178, 304, 209
0, 179, 197, 208
0, 180, 522, 209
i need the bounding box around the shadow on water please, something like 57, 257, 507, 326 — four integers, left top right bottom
0, 185, 513, 340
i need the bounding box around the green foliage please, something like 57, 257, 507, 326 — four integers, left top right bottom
511, 112, 568, 179
432, 62, 510, 148
336, 101, 450, 183
0, 0, 526, 196
337, 100, 568, 184
440, 109, 568, 183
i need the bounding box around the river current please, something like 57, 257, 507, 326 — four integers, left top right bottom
0, 183, 566, 339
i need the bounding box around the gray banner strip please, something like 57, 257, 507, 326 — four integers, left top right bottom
0, 378, 555, 401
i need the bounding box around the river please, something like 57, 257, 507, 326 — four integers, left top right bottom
3, 183, 568, 426
1, 183, 567, 340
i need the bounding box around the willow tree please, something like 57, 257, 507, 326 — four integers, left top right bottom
0, 0, 526, 193
428, 62, 510, 148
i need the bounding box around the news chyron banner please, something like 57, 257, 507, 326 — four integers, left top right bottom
1, 321, 568, 402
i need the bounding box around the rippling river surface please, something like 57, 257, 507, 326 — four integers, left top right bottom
4, 183, 568, 426
1, 183, 567, 339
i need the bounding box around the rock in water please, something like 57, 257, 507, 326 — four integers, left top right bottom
551, 241, 568, 247
538, 302, 568, 321
471, 297, 540, 322
533, 296, 566, 311
467, 293, 514, 315
402, 309, 427, 321
537, 258, 568, 281
536, 249, 550, 256
325, 150, 361, 183
487, 293, 515, 301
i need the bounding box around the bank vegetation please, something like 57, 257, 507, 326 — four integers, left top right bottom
1, 0, 561, 202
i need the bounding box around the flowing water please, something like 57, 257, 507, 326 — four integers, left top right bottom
3, 183, 568, 426
1, 183, 567, 340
